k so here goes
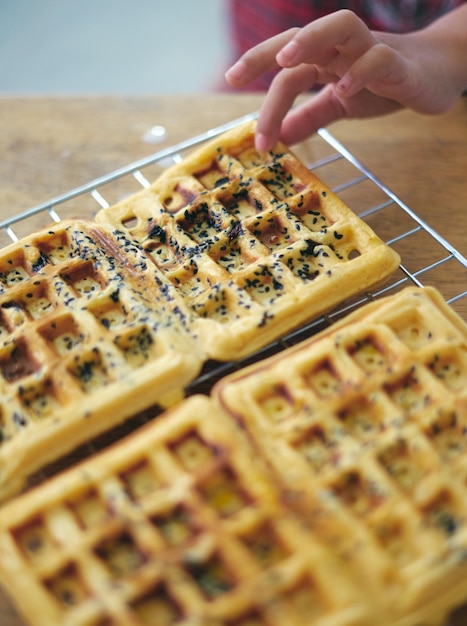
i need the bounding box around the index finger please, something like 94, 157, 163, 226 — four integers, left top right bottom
225, 28, 299, 88
277, 10, 378, 68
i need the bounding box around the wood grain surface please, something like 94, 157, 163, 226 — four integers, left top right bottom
0, 94, 466, 626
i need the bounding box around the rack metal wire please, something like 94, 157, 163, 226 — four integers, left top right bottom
4, 112, 466, 625
2, 112, 466, 389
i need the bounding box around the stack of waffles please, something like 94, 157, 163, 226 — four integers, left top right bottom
0, 287, 466, 626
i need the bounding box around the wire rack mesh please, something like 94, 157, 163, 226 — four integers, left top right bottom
3, 110, 467, 473
3, 112, 465, 303
2, 113, 467, 626
2, 112, 466, 375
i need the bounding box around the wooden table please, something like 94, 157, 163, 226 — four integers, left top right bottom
0, 94, 466, 626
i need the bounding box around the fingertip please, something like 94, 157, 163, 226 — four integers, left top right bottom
276, 40, 299, 67
335, 77, 349, 96
336, 75, 352, 96
255, 131, 276, 154
225, 60, 247, 86
335, 74, 361, 99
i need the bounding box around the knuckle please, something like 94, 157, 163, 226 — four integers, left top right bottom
285, 27, 301, 38
336, 9, 365, 29
370, 43, 397, 62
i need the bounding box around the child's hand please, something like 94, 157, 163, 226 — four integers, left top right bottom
225, 8, 467, 151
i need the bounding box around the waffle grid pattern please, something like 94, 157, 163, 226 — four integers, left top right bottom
0, 288, 467, 625
0, 220, 202, 500
0, 122, 402, 501
96, 121, 399, 360
215, 287, 467, 625
0, 396, 369, 626
0, 115, 465, 626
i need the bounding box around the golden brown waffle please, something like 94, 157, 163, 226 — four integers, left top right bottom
0, 287, 466, 625
0, 395, 372, 626
96, 120, 400, 360
214, 286, 467, 626
0, 219, 202, 501
0, 123, 402, 501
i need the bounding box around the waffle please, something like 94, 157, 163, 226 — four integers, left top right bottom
1, 287, 466, 626
0, 394, 371, 626
0, 122, 401, 500
0, 219, 202, 501
96, 120, 400, 360
214, 286, 467, 626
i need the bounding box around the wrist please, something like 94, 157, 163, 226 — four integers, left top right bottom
420, 5, 467, 95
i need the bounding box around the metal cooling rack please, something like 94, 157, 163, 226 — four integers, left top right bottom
2, 112, 466, 391
4, 113, 466, 625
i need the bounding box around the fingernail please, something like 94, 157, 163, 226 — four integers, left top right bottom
225, 60, 246, 84
255, 132, 274, 153
336, 76, 350, 94
277, 40, 299, 66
